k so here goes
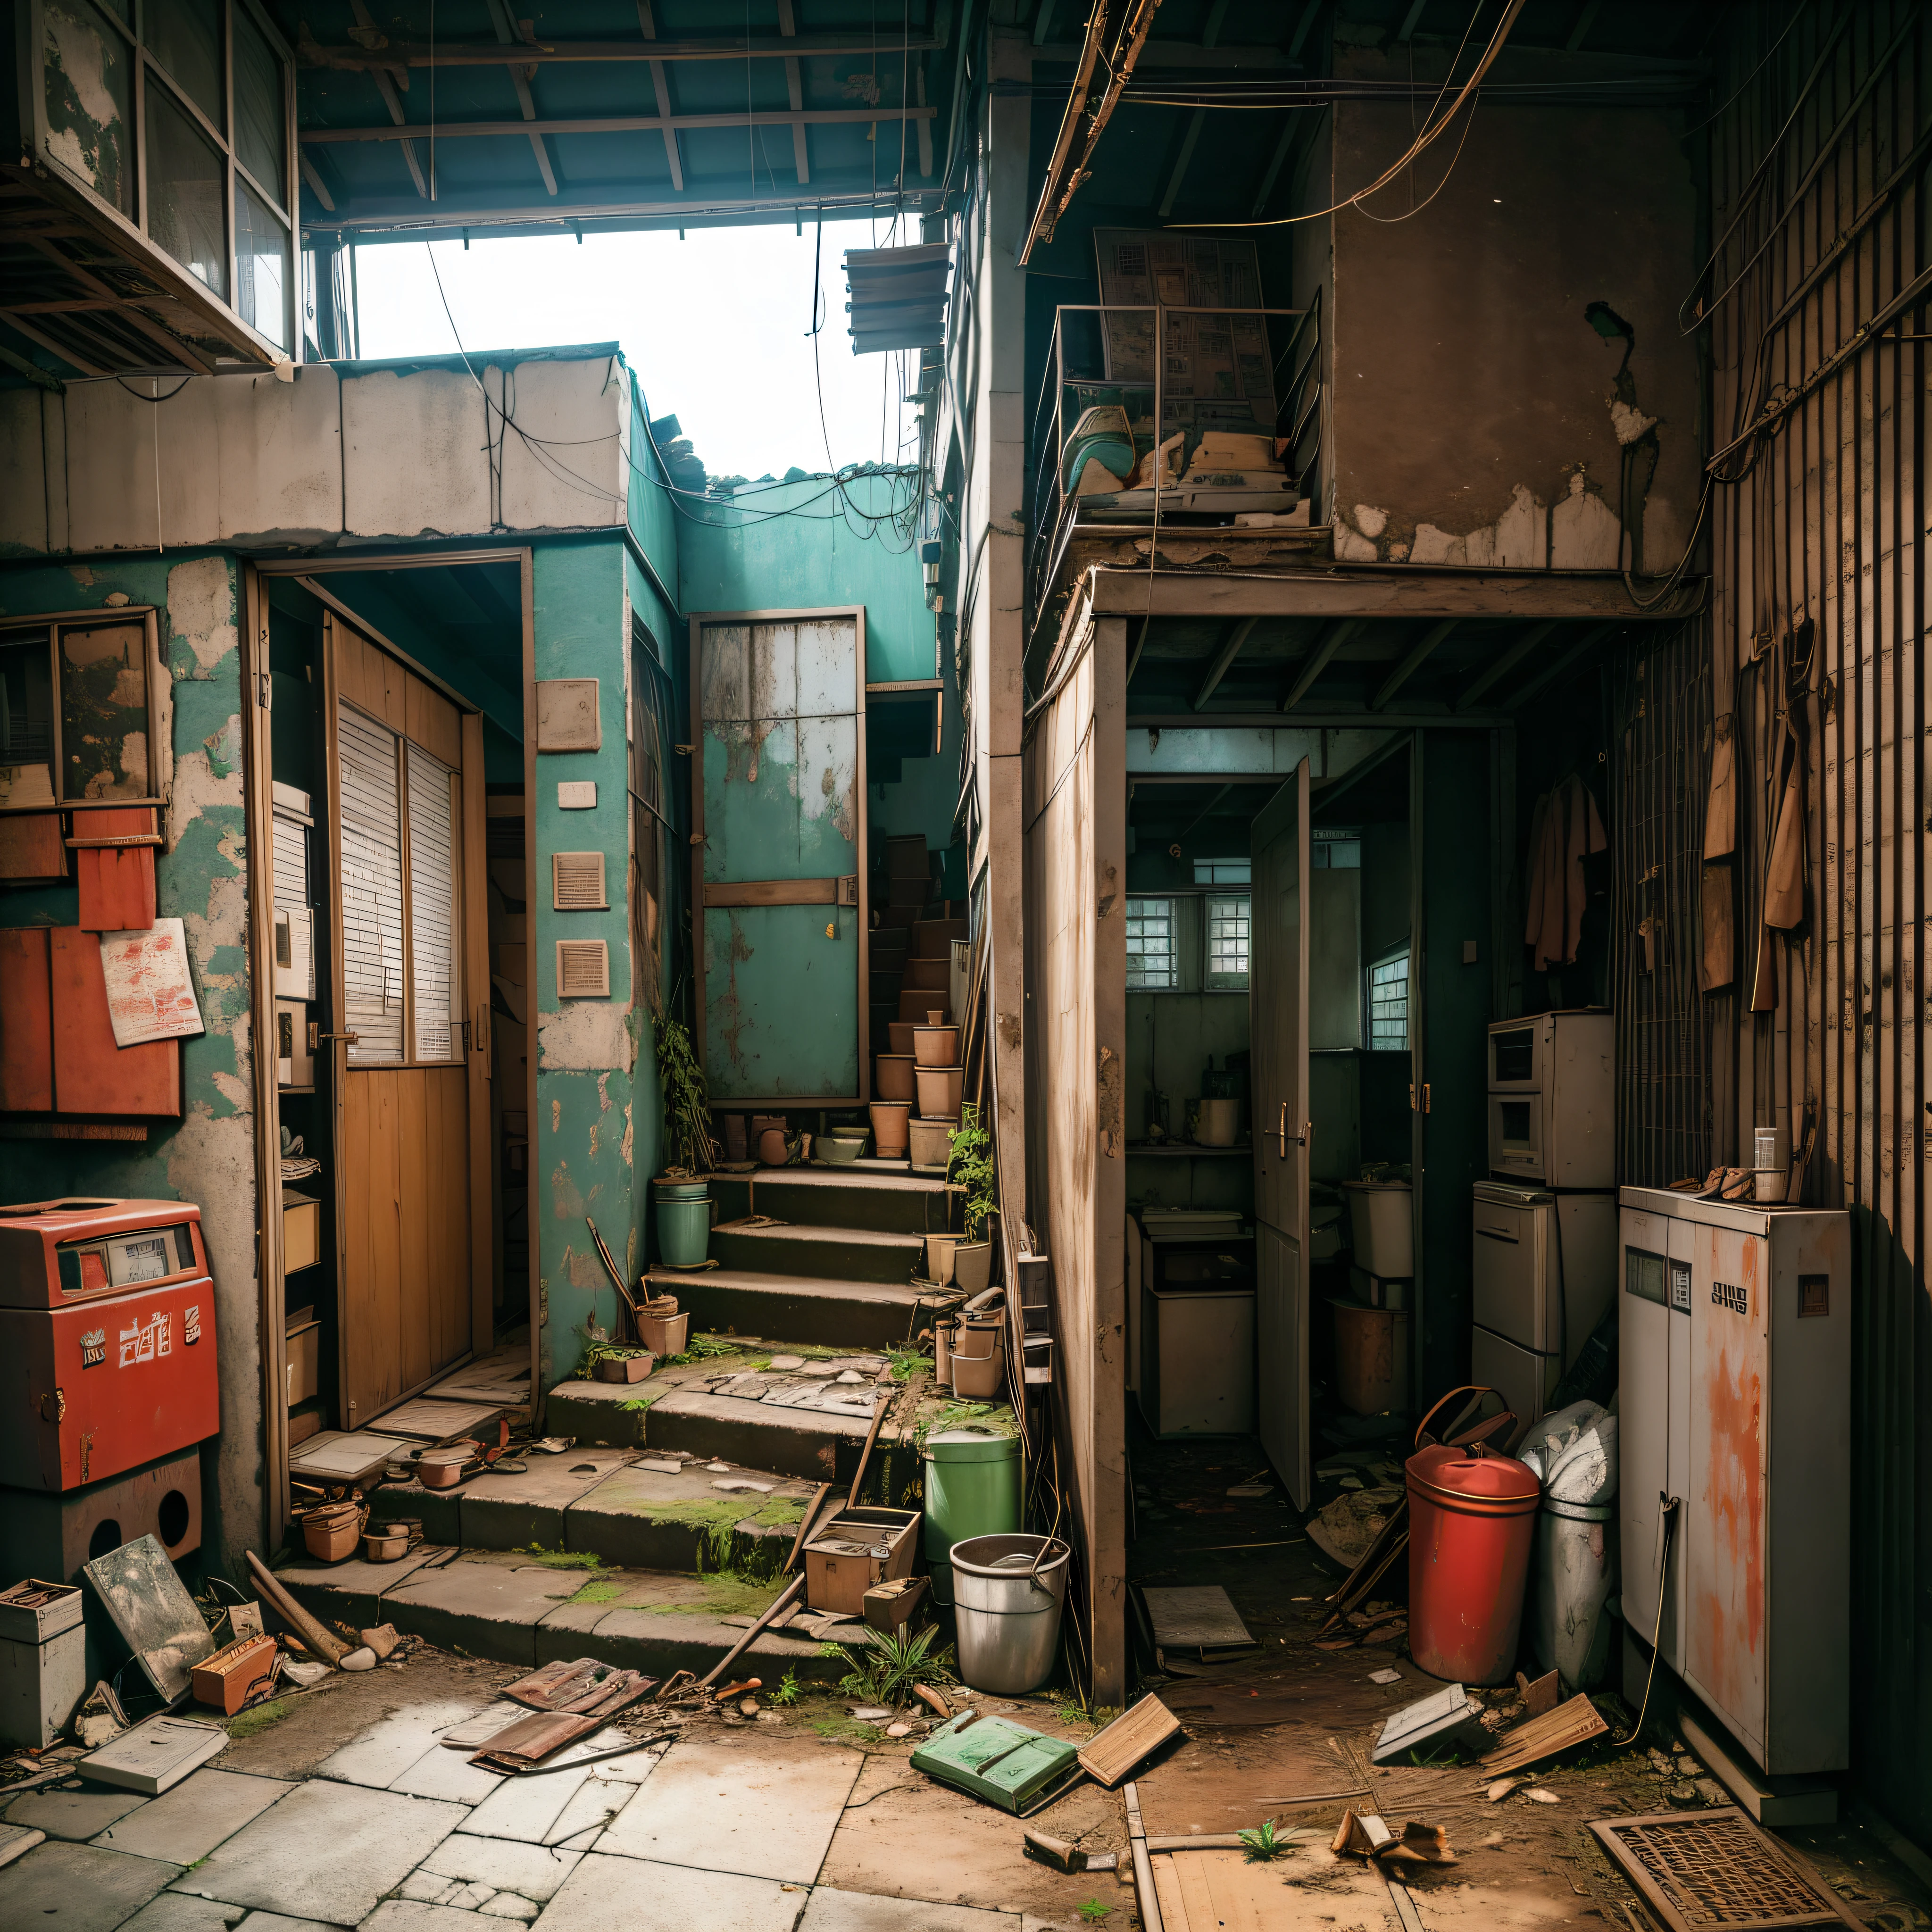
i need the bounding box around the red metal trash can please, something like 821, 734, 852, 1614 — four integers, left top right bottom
1406, 1442, 1541, 1686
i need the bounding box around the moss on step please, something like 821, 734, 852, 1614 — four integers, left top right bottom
227, 1699, 289, 1741
663, 1571, 793, 1619
521, 1546, 609, 1570
569, 1578, 626, 1605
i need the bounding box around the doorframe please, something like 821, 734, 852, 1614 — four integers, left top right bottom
685, 605, 871, 1109
246, 546, 535, 1538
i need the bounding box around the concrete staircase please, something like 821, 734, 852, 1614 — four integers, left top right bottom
276, 1164, 991, 1685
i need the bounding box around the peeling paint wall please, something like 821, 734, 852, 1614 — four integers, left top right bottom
531, 538, 641, 1387
1327, 48, 1700, 574
0, 553, 261, 1577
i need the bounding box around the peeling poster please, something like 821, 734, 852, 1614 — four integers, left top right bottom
100, 919, 205, 1046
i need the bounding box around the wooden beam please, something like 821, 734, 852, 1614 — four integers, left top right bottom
1191, 616, 1258, 710
1507, 621, 1617, 709
1396, 0, 1429, 42
300, 106, 939, 143
19, 235, 217, 372
1124, 616, 1150, 688
298, 150, 337, 211
1455, 620, 1557, 710
1371, 618, 1456, 710
301, 31, 948, 69
488, 0, 558, 196
1082, 568, 1694, 622
1280, 616, 1360, 711
350, 0, 429, 197
1249, 117, 1298, 221
776, 0, 809, 183
1159, 109, 1207, 217
635, 6, 686, 192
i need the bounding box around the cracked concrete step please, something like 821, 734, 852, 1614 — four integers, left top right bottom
707, 1219, 924, 1285
710, 1167, 950, 1237
547, 1378, 880, 1481
370, 1446, 819, 1573
275, 1547, 849, 1677
653, 1267, 928, 1349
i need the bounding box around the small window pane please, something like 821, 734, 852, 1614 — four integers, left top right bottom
407, 741, 462, 1061
146, 0, 223, 128
1127, 897, 1175, 990
340, 706, 405, 1064
43, 0, 133, 213
1192, 857, 1250, 886
59, 622, 150, 800
0, 633, 58, 803
232, 4, 285, 203
1205, 892, 1250, 989
235, 179, 290, 349
1369, 950, 1409, 1051
146, 83, 227, 297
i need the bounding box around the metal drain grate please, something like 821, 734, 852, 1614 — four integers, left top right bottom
1590, 1809, 1861, 1932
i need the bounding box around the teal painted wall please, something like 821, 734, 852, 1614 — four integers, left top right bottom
0, 553, 262, 1579
676, 474, 936, 687
530, 537, 644, 1386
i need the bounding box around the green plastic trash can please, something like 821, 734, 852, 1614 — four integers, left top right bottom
653, 1178, 711, 1268
923, 1427, 1021, 1607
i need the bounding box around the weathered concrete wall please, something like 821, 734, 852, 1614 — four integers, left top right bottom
0, 553, 262, 1574
1327, 50, 1700, 575
0, 349, 629, 556
677, 475, 937, 687
531, 537, 641, 1386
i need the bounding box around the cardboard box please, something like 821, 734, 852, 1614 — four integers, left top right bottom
286, 1319, 319, 1407
0, 1623, 85, 1747
283, 1191, 320, 1274
805, 1507, 918, 1616
0, 1580, 83, 1645
191, 1633, 277, 1715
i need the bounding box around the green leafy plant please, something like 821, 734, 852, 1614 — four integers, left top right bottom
582, 1341, 650, 1373
830, 1624, 956, 1705
1078, 1903, 1112, 1924
663, 1332, 737, 1368
947, 1102, 997, 1240
655, 1013, 717, 1174
888, 1348, 926, 1383
1239, 1820, 1290, 1862
770, 1667, 802, 1707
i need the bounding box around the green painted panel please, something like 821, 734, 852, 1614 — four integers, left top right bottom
704, 903, 860, 1098
702, 714, 859, 882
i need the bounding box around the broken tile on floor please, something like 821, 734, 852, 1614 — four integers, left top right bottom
389, 1740, 508, 1805
5, 1783, 149, 1840
167, 1778, 467, 1924
595, 1737, 860, 1883
419, 1831, 583, 1903
95, 1768, 297, 1865
459, 1762, 602, 1845
233, 1917, 362, 1932
798, 1889, 1019, 1932
360, 1905, 497, 1932
112, 1896, 247, 1932
10, 1839, 182, 1931
526, 1851, 808, 1932
315, 1699, 487, 1791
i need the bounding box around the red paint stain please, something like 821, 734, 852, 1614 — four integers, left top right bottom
1697, 1237, 1764, 1715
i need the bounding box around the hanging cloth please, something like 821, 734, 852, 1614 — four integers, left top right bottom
1524, 774, 1607, 971
1703, 713, 1736, 858
1750, 696, 1807, 1011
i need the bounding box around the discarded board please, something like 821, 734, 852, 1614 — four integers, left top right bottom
1589, 1808, 1865, 1932
911, 1709, 1083, 1816
1079, 1693, 1182, 1788
1373, 1682, 1484, 1763
82, 1534, 215, 1704
375, 1397, 506, 1442
503, 1659, 655, 1719
81, 1714, 227, 1794
1140, 1586, 1254, 1656
287, 1431, 414, 1486
1479, 1692, 1607, 1776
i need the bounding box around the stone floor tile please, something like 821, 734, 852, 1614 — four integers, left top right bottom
447, 1882, 499, 1908
117, 1897, 248, 1932
528, 1853, 807, 1932
5, 1784, 149, 1840
388, 1743, 508, 1805
398, 1871, 462, 1904
420, 1833, 583, 1903
9, 1839, 181, 1930
798, 1890, 1019, 1932
359, 1906, 487, 1932
313, 1701, 484, 1791
232, 1919, 355, 1932
167, 1779, 466, 1924
539, 1779, 633, 1850
552, 1827, 602, 1854
479, 1896, 541, 1923
457, 1766, 595, 1845
96, 1770, 297, 1865
594, 1739, 858, 1884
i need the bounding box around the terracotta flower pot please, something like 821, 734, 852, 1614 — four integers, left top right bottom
952, 1240, 993, 1296
916, 1064, 963, 1120
888, 1021, 918, 1054
874, 1053, 916, 1100
913, 1024, 959, 1067
907, 1116, 953, 1167
925, 1233, 958, 1285
869, 1100, 911, 1158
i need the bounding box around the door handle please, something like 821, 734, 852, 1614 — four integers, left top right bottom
1276, 1104, 1309, 1156
1475, 1226, 1520, 1243
316, 1031, 359, 1044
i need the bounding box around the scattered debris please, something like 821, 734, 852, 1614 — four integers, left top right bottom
912, 1709, 1083, 1815
281, 1659, 329, 1688
1138, 1586, 1256, 1660
1516, 1667, 1561, 1716
912, 1683, 952, 1719
711, 1479, 775, 1493
1077, 1694, 1182, 1789
359, 1624, 402, 1660
1333, 1811, 1457, 1867
81, 1714, 227, 1795
72, 1681, 129, 1750
83, 1536, 217, 1702
190, 1634, 279, 1714
1024, 1827, 1088, 1873
715, 1678, 762, 1703
505, 1659, 657, 1717
531, 1438, 576, 1454
1525, 1788, 1560, 1804
1488, 1776, 1528, 1802
245, 1552, 352, 1667
851, 1706, 894, 1723
1368, 1668, 1403, 1686
885, 1723, 914, 1739
1479, 1693, 1609, 1776
339, 1647, 376, 1672
1374, 1683, 1485, 1763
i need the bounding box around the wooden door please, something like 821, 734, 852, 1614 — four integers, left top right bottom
1251, 760, 1312, 1507
690, 612, 867, 1104
323, 613, 490, 1427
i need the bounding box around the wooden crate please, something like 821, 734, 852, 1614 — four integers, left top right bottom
805, 1507, 918, 1616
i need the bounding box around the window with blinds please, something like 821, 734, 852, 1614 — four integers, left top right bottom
338, 706, 404, 1064
407, 741, 462, 1061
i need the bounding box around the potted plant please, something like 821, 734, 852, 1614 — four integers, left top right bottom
654, 1013, 716, 1266
948, 1102, 997, 1294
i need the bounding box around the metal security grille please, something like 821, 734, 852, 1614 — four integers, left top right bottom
1589, 1811, 1862, 1932
1126, 897, 1175, 988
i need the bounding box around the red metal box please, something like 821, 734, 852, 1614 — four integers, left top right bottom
0, 1198, 207, 1310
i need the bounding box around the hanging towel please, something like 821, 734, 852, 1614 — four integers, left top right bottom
1703, 713, 1736, 858
1524, 774, 1608, 971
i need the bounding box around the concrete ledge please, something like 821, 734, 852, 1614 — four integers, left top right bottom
665, 1269, 930, 1349
643, 1389, 873, 1481
708, 1222, 924, 1286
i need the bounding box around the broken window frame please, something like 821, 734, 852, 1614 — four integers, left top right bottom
0, 608, 169, 814
32, 0, 298, 357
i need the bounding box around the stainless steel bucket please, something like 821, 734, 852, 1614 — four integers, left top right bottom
948, 1532, 1070, 1694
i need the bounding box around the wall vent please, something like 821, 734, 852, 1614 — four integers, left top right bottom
556, 939, 610, 998
552, 851, 608, 910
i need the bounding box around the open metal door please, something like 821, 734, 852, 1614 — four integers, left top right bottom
1252, 758, 1312, 1506
690, 611, 868, 1105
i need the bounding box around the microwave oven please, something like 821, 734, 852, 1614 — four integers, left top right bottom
1486, 1011, 1613, 1188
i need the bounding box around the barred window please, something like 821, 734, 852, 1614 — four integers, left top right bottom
1369, 949, 1410, 1050
1205, 893, 1250, 989
1126, 898, 1176, 989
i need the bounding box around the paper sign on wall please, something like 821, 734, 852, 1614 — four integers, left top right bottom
100, 918, 205, 1047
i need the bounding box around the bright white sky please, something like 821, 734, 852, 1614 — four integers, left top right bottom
351, 218, 919, 479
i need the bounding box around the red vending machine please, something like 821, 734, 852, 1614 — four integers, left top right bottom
0, 1198, 220, 1580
